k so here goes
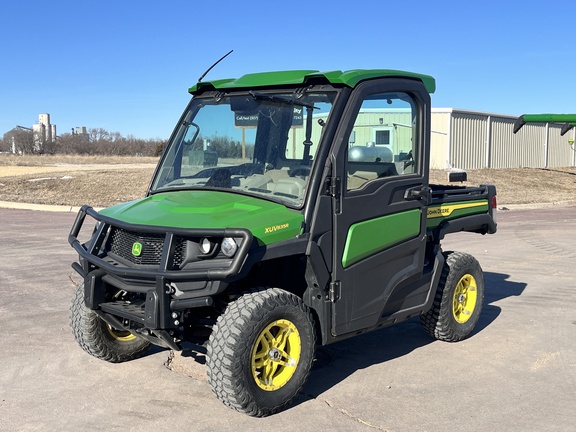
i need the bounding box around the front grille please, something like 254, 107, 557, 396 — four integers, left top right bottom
109, 228, 186, 266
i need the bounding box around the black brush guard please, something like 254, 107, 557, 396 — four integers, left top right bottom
68, 205, 253, 332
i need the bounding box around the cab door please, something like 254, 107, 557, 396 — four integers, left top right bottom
330, 79, 431, 336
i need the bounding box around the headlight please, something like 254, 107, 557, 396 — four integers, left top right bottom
221, 237, 238, 258
199, 238, 212, 254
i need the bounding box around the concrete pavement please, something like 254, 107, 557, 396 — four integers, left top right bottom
1, 205, 575, 431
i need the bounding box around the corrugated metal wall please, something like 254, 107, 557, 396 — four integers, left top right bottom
490, 118, 544, 168
547, 124, 574, 167
430, 109, 576, 170
450, 112, 487, 169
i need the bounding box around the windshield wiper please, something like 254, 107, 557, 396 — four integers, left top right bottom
249, 91, 318, 110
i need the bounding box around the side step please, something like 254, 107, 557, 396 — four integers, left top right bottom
97, 301, 181, 351
100, 300, 146, 324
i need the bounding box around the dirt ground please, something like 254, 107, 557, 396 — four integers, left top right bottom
0, 155, 157, 207
1, 155, 576, 207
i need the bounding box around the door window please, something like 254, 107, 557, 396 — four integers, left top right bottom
346, 92, 418, 191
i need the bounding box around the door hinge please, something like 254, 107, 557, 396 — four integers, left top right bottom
329, 281, 341, 303
325, 176, 341, 197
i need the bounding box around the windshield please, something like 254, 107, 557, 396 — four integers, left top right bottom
150, 90, 336, 207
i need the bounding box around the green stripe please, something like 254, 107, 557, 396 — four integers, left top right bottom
426, 200, 489, 229
342, 209, 421, 268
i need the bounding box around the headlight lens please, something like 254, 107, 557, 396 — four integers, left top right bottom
221, 237, 238, 258
199, 238, 212, 254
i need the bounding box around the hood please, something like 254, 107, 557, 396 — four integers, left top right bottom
99, 190, 304, 245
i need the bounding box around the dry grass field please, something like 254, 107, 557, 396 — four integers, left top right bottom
0, 155, 157, 207
1, 154, 576, 207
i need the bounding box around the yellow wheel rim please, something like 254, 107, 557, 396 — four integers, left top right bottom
452, 274, 478, 324
106, 324, 136, 342
251, 319, 301, 391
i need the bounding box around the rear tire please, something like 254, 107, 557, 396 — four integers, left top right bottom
420, 251, 484, 342
69, 283, 150, 363
206, 288, 316, 417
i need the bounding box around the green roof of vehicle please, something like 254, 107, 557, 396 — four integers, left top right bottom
189, 69, 436, 94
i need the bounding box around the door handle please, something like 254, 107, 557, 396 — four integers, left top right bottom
405, 186, 431, 202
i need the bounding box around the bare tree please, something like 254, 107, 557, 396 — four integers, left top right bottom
84, 129, 166, 156
7, 129, 35, 154
0, 135, 9, 152
54, 133, 89, 154
7, 126, 166, 157
89, 128, 110, 143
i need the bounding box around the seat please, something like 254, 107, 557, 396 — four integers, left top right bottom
273, 177, 305, 198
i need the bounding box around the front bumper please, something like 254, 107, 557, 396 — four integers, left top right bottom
68, 205, 253, 330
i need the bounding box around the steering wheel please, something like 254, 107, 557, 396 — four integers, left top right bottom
288, 165, 311, 177
205, 168, 232, 188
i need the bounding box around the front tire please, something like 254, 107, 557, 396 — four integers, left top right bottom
420, 251, 485, 342
69, 283, 150, 363
206, 288, 316, 417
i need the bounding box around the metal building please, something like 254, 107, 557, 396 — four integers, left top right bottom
430, 109, 576, 170
284, 107, 576, 170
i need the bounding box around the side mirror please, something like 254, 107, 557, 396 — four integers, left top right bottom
448, 171, 467, 182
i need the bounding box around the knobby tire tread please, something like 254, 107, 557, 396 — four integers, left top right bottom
206, 288, 316, 417
69, 283, 150, 363
420, 251, 484, 342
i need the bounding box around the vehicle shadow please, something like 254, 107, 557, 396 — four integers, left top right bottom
475, 271, 526, 333
293, 271, 527, 406
140, 344, 169, 359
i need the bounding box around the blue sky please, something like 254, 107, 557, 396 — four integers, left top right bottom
2, 0, 575, 139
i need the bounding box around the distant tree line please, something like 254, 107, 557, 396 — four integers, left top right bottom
1, 128, 253, 159
1, 127, 167, 157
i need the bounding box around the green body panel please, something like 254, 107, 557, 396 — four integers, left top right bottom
99, 191, 304, 246
190, 69, 435, 95
340, 199, 490, 267
426, 200, 489, 229
341, 209, 421, 268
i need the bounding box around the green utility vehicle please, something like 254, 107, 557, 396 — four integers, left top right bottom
69, 68, 497, 416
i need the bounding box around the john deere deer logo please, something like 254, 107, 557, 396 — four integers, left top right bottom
132, 242, 143, 257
